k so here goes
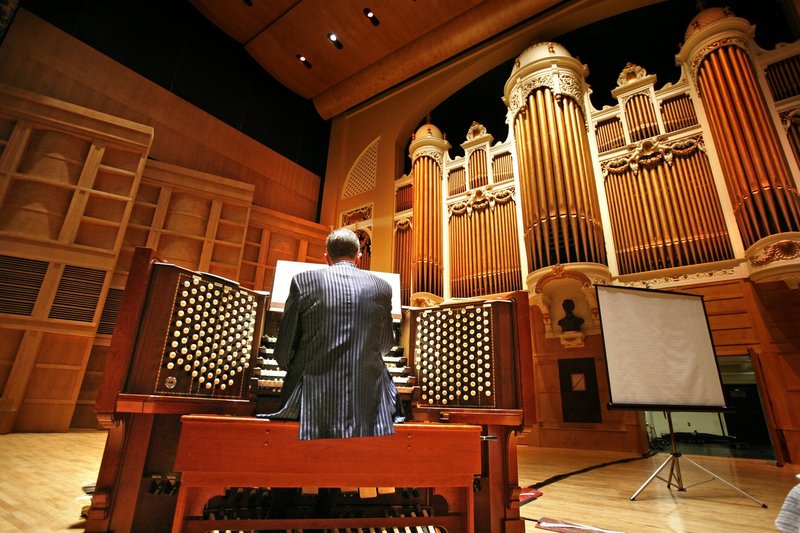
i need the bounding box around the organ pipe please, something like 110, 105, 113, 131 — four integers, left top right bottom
680, 24, 800, 247
660, 94, 698, 133
411, 155, 443, 296
448, 188, 521, 297
393, 219, 413, 306
603, 138, 734, 274
765, 54, 800, 101
625, 93, 660, 142
468, 149, 489, 189
491, 152, 514, 183
595, 118, 625, 153
512, 86, 606, 271
448, 168, 466, 196
396, 184, 413, 212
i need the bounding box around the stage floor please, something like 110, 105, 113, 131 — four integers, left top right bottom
0, 429, 797, 532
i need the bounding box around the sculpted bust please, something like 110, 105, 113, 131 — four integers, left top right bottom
558, 299, 584, 333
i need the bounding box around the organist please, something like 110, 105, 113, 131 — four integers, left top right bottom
255, 227, 404, 439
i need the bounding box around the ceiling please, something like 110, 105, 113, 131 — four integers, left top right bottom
189, 0, 564, 119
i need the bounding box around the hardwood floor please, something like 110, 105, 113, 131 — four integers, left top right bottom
0, 430, 107, 532
0, 429, 797, 532
518, 446, 800, 532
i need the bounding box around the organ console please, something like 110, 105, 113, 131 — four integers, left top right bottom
408, 293, 535, 533
86, 248, 534, 532
85, 247, 267, 532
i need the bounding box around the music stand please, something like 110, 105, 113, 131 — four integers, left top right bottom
630, 411, 767, 507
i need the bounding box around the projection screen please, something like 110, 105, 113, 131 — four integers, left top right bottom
596, 285, 726, 411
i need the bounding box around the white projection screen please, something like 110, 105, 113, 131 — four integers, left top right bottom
596, 285, 726, 411
270, 260, 403, 320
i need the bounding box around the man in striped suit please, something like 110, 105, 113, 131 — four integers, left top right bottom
259, 228, 400, 440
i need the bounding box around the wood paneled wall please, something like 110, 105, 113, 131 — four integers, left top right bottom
670, 279, 800, 464
0, 84, 153, 433
0, 9, 320, 220
0, 13, 332, 432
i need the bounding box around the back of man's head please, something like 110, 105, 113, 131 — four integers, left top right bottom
326, 228, 360, 262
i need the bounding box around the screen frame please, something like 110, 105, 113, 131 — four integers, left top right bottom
595, 284, 727, 412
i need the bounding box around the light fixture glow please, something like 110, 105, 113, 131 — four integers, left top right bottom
296, 54, 312, 68
363, 8, 380, 26
327, 32, 344, 49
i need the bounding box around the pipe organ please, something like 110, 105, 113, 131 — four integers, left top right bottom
448, 188, 522, 297
392, 9, 800, 300
678, 12, 800, 248
602, 137, 734, 274
410, 123, 448, 297
381, 6, 800, 461
506, 42, 607, 273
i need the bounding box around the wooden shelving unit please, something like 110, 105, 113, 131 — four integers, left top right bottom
0, 84, 153, 433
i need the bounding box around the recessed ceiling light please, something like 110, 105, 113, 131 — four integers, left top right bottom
363, 8, 380, 26
296, 54, 312, 68
327, 33, 344, 49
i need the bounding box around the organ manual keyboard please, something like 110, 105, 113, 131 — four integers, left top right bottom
85, 247, 268, 532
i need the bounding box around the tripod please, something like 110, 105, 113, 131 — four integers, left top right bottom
630, 412, 767, 507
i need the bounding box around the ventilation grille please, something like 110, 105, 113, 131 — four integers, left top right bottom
48, 266, 106, 323
97, 287, 124, 335
343, 138, 379, 198
0, 255, 47, 316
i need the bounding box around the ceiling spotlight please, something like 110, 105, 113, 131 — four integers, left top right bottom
327, 33, 344, 49
363, 8, 380, 26
296, 54, 312, 69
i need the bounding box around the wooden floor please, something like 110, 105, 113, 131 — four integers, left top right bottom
0, 429, 797, 532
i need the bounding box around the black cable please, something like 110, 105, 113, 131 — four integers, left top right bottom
528, 449, 658, 490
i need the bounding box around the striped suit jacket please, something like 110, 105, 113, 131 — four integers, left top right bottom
265, 260, 398, 440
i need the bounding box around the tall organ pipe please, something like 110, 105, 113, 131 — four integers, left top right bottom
505, 42, 607, 272
678, 11, 800, 248
409, 121, 448, 296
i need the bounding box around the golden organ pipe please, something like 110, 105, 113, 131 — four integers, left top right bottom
697, 45, 800, 243
536, 91, 558, 262
559, 97, 581, 262
683, 155, 716, 260
517, 110, 540, 269
723, 48, 784, 220
632, 170, 655, 270
698, 61, 761, 243
619, 172, 639, 273
491, 205, 499, 293
566, 99, 588, 260
544, 93, 568, 262
666, 159, 697, 264
604, 176, 625, 271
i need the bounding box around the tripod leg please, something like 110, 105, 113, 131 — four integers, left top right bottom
631, 454, 675, 501
667, 454, 686, 491
682, 457, 768, 508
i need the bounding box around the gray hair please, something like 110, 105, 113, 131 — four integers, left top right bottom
326, 228, 360, 261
